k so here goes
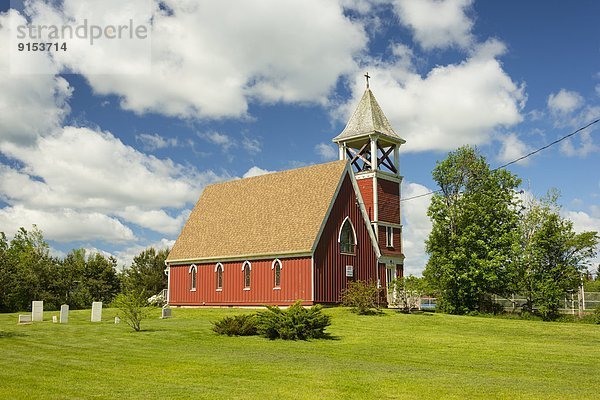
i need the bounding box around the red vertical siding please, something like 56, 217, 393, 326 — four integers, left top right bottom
378, 178, 400, 224
356, 177, 374, 220
396, 264, 404, 279
379, 226, 403, 257
314, 174, 379, 303
168, 257, 312, 306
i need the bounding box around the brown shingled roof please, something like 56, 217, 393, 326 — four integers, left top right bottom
166, 160, 348, 263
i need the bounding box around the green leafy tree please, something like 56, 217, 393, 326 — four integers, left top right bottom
583, 277, 600, 292
424, 146, 522, 314
516, 192, 598, 320
392, 276, 425, 313
0, 233, 11, 312
85, 253, 121, 303
61, 249, 121, 309
61, 248, 88, 309
113, 288, 151, 332
122, 247, 169, 297
2, 226, 57, 312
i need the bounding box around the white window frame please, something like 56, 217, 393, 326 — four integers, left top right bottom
189, 264, 197, 291
386, 226, 393, 247
338, 216, 357, 255
271, 259, 282, 289
242, 261, 251, 290
215, 263, 224, 291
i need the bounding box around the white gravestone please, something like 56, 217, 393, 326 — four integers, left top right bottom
60, 304, 69, 324
32, 301, 43, 322
18, 314, 32, 324
52, 316, 57, 323
114, 316, 120, 324
91, 302, 102, 322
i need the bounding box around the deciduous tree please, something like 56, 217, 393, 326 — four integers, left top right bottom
424, 146, 521, 314
517, 192, 598, 320
122, 247, 169, 297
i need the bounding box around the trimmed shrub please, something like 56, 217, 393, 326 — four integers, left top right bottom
341, 280, 382, 315
212, 314, 258, 336
256, 301, 331, 340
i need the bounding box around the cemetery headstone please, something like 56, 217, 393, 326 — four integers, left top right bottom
115, 316, 120, 324
32, 301, 43, 322
18, 314, 32, 324
91, 302, 102, 322
161, 308, 172, 319
60, 304, 69, 324
52, 316, 58, 323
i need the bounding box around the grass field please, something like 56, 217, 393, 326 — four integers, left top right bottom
1, 307, 598, 399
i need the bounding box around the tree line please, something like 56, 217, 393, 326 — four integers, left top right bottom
423, 146, 599, 320
0, 226, 169, 313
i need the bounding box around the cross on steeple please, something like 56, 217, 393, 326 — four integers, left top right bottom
364, 72, 370, 88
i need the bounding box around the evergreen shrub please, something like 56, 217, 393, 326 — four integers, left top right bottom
212, 314, 258, 336
256, 301, 331, 340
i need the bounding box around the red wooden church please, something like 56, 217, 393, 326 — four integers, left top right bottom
165, 83, 406, 306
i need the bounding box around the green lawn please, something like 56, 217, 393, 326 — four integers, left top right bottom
0, 307, 598, 399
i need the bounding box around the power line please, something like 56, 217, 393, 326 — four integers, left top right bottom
400, 118, 600, 203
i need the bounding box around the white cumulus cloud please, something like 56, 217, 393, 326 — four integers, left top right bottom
0, 206, 135, 243
0, 126, 229, 243
23, 0, 367, 120
497, 133, 532, 166
135, 133, 178, 151
393, 0, 474, 50
401, 182, 433, 276
315, 143, 338, 161
547, 89, 584, 115
0, 10, 72, 147
338, 39, 525, 152
242, 166, 276, 178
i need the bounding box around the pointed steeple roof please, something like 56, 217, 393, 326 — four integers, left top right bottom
333, 88, 405, 144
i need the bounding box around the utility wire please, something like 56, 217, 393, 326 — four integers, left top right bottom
400, 118, 600, 203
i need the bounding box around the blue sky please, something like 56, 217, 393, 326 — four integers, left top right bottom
0, 0, 598, 274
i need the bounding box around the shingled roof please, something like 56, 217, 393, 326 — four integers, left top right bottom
166, 160, 349, 263
333, 88, 405, 144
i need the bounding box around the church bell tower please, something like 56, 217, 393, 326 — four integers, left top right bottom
333, 74, 406, 284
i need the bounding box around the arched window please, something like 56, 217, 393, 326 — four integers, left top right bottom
242, 261, 251, 289
189, 265, 197, 291
215, 263, 223, 290
272, 259, 282, 288
339, 217, 357, 254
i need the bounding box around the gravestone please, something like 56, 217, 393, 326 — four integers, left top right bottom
161, 308, 172, 319
32, 301, 43, 322
91, 302, 102, 322
18, 314, 32, 324
60, 304, 69, 324
114, 316, 120, 324
52, 316, 57, 323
